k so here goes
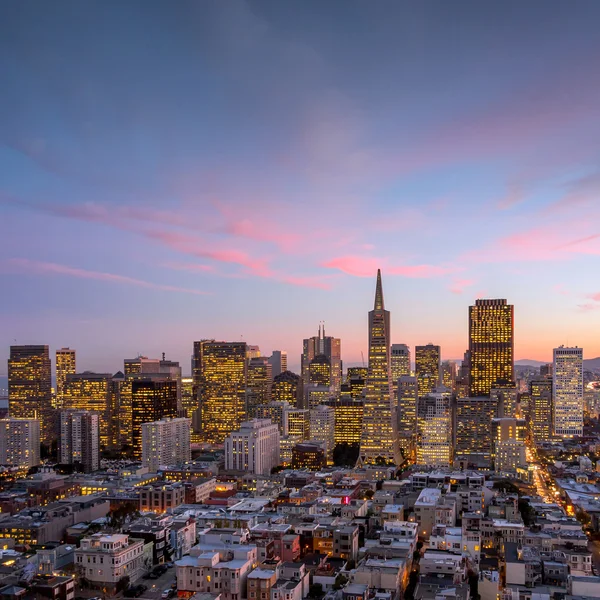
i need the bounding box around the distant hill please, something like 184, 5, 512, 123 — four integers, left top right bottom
515, 358, 600, 372
585, 357, 600, 371
515, 359, 547, 367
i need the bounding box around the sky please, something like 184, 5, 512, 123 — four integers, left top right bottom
1, 0, 600, 375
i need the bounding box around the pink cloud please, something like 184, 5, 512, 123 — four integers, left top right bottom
322, 255, 455, 278
449, 278, 475, 295
496, 184, 526, 210
2, 258, 209, 296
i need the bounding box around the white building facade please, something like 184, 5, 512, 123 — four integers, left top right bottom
141, 417, 191, 472
553, 346, 583, 438
224, 419, 280, 475
0, 418, 40, 468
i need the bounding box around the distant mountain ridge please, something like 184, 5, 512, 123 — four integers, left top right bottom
516, 358, 600, 371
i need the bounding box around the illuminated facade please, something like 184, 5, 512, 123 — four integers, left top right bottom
530, 379, 553, 442
59, 410, 100, 473
141, 417, 191, 472
255, 401, 291, 435
301, 325, 342, 392
246, 357, 272, 418
196, 342, 247, 444
272, 371, 303, 407
397, 375, 418, 459
415, 344, 441, 397
553, 346, 583, 438
441, 361, 457, 393
468, 299, 514, 397
285, 407, 310, 440
391, 344, 411, 384
131, 378, 178, 457
359, 270, 401, 465
0, 418, 40, 468
62, 372, 112, 448
224, 419, 280, 475
309, 405, 335, 463
346, 369, 367, 399
492, 417, 526, 473
416, 389, 452, 466
291, 443, 326, 470
55, 348, 76, 407
455, 396, 497, 462
8, 345, 53, 445
490, 383, 518, 418
324, 398, 364, 445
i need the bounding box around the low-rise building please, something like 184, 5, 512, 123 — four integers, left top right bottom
139, 482, 185, 513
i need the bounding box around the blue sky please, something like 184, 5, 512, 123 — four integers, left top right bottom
1, 0, 600, 374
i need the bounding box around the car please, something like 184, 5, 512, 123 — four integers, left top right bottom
148, 573, 159, 579
155, 565, 168, 574
161, 589, 174, 599
166, 562, 175, 568
124, 589, 136, 598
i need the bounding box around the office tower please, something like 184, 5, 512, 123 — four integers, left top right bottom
454, 396, 497, 463
291, 443, 326, 470
255, 401, 291, 435
59, 410, 100, 473
397, 375, 418, 460
131, 378, 178, 457
304, 353, 333, 408
8, 345, 53, 445
441, 361, 457, 392
309, 405, 335, 464
455, 351, 471, 399
196, 342, 247, 444
490, 383, 518, 418
468, 299, 514, 397
0, 418, 40, 468
246, 357, 273, 418
272, 371, 303, 407
553, 346, 584, 438
492, 418, 527, 474
141, 417, 191, 473
391, 344, 411, 385
530, 379, 553, 443
246, 346, 261, 359
224, 419, 280, 475
124, 356, 160, 375
416, 389, 452, 466
180, 377, 197, 421
107, 371, 129, 450
285, 407, 311, 440
268, 351, 288, 378
540, 363, 553, 379
279, 435, 302, 466
55, 348, 76, 406
324, 398, 364, 445
301, 325, 342, 393
346, 369, 367, 399
359, 270, 401, 465
62, 372, 112, 448
415, 344, 441, 397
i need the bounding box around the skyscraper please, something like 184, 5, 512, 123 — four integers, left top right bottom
390, 344, 411, 385
324, 397, 364, 446
0, 418, 40, 468
359, 270, 400, 465
441, 360, 457, 392
141, 417, 191, 472
246, 357, 273, 418
397, 375, 418, 460
553, 346, 583, 438
55, 348, 76, 406
224, 419, 280, 475
268, 351, 288, 378
530, 379, 553, 442
416, 389, 452, 466
309, 405, 335, 463
8, 345, 53, 444
490, 383, 518, 418
454, 396, 497, 463
197, 342, 247, 444
272, 371, 303, 407
468, 299, 514, 397
59, 410, 100, 473
415, 344, 441, 397
301, 325, 342, 393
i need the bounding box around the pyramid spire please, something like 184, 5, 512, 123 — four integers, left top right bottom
374, 269, 384, 310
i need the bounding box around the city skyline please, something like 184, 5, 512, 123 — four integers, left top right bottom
2, 1, 600, 371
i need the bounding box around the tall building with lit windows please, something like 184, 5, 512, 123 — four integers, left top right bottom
324, 397, 364, 445
246, 357, 272, 418
59, 410, 100, 473
131, 378, 178, 457
441, 361, 457, 393
285, 407, 311, 440
359, 270, 400, 465
397, 375, 418, 459
530, 379, 553, 442
55, 348, 76, 406
0, 418, 40, 468
142, 417, 191, 473
346, 368, 367, 399
492, 417, 527, 474
416, 389, 452, 466
197, 342, 247, 444
455, 396, 497, 463
391, 344, 411, 385
490, 382, 518, 418
62, 372, 112, 448
8, 345, 53, 445
224, 419, 280, 475
301, 325, 342, 393
553, 346, 583, 438
415, 344, 441, 397
272, 371, 303, 407
309, 405, 335, 463
468, 299, 514, 397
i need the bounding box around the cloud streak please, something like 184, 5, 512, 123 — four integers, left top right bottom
322, 255, 456, 278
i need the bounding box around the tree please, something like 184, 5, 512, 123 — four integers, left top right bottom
492, 480, 520, 495
518, 499, 535, 526
333, 574, 348, 590
333, 443, 360, 466
309, 583, 325, 600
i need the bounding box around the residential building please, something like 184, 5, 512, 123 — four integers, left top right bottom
170, 515, 197, 560
139, 482, 186, 513
415, 344, 441, 397
468, 299, 514, 396
125, 514, 172, 565
553, 346, 584, 438
359, 270, 401, 465
224, 419, 280, 475
0, 418, 40, 468
141, 417, 191, 472
8, 345, 53, 444
59, 410, 100, 472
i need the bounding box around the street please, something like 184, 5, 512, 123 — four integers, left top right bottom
134, 568, 177, 600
